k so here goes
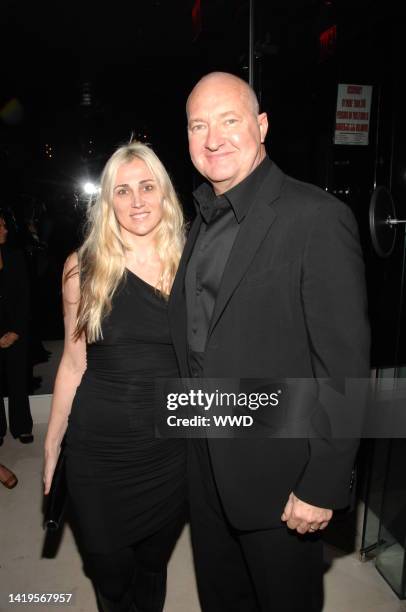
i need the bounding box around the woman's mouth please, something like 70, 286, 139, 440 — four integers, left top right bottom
130, 212, 149, 220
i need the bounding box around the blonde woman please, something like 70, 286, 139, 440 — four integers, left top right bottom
44, 142, 187, 612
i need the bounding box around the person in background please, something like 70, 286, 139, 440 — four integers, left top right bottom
24, 208, 51, 374
0, 213, 33, 446
44, 142, 187, 612
0, 462, 18, 488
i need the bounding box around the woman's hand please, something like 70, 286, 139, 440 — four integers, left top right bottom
0, 331, 19, 348
43, 446, 60, 495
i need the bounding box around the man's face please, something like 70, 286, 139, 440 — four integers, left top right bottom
187, 77, 268, 194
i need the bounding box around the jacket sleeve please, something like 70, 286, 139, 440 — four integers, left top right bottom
293, 198, 370, 509
7, 250, 30, 337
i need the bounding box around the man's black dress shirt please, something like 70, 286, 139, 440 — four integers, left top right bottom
185, 156, 270, 376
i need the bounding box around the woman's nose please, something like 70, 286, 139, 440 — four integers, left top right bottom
130, 194, 145, 208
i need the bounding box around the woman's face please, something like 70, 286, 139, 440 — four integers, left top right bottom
112, 158, 164, 240
0, 218, 8, 245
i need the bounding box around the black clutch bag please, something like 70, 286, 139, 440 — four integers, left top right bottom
43, 438, 67, 531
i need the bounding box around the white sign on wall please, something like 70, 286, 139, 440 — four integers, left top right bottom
334, 84, 373, 145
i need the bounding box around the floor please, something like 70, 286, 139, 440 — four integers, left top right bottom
32, 340, 64, 396
1, 343, 406, 611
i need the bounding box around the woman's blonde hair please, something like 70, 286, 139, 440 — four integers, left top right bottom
71, 141, 185, 343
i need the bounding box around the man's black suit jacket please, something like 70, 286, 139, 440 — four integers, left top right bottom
168, 160, 370, 531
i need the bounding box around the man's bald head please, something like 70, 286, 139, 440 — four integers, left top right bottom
186, 71, 268, 194
186, 72, 260, 118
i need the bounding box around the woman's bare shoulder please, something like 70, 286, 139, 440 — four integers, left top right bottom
62, 252, 80, 302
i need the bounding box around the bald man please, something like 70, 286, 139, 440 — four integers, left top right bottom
169, 72, 370, 611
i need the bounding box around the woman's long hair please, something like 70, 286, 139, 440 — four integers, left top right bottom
71, 142, 185, 343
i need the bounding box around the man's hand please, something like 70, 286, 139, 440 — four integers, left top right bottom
0, 331, 19, 349
281, 492, 332, 534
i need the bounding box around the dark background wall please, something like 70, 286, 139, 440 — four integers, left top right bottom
1, 0, 405, 368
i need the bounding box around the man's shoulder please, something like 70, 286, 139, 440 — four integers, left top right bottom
273, 171, 351, 222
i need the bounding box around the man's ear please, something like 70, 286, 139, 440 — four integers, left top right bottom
258, 112, 269, 143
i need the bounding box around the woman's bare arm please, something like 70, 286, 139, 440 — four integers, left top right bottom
43, 252, 86, 493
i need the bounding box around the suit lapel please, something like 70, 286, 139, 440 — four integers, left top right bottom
207, 163, 285, 339
168, 215, 202, 375
169, 214, 202, 307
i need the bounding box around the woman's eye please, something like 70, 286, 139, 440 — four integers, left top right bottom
142, 184, 154, 192
117, 188, 128, 196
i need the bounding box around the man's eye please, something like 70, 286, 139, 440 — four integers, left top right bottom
225, 118, 237, 125
191, 124, 205, 132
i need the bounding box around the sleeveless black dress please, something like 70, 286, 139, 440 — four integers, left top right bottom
65, 270, 187, 554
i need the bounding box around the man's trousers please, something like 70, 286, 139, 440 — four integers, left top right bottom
188, 439, 324, 612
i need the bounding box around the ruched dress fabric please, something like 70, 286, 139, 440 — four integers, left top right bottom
65, 270, 187, 554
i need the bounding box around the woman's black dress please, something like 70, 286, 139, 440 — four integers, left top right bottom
65, 270, 186, 553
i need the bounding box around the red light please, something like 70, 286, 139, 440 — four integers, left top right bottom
192, 0, 202, 41
319, 25, 337, 61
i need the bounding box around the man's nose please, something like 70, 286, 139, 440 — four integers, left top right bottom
205, 124, 223, 151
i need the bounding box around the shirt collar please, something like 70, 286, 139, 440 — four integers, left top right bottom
193, 155, 271, 224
